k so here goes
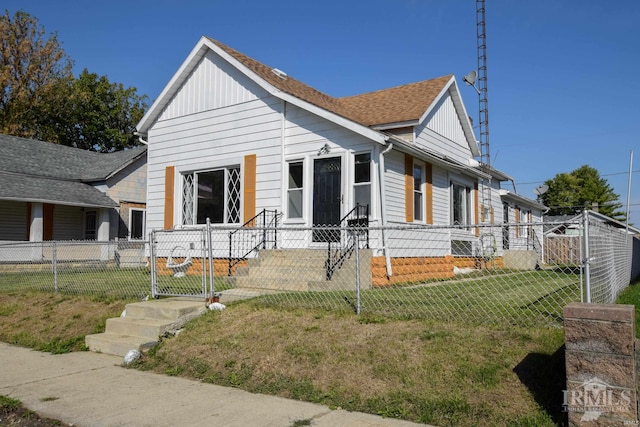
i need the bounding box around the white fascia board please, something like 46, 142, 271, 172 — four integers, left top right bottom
418, 76, 480, 157
371, 120, 419, 131
137, 37, 211, 134
390, 136, 490, 180
500, 190, 547, 210
203, 39, 387, 145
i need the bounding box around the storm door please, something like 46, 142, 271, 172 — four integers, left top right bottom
312, 157, 342, 242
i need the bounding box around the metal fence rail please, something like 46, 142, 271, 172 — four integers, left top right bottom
0, 212, 637, 327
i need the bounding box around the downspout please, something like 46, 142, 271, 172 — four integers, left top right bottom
378, 142, 393, 277
134, 131, 148, 145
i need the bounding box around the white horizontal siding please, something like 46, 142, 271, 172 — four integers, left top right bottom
385, 228, 450, 257
147, 96, 283, 231
431, 165, 450, 224
284, 104, 374, 156
158, 51, 262, 121
383, 150, 407, 223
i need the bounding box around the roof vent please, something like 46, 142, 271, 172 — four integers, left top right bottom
271, 68, 288, 79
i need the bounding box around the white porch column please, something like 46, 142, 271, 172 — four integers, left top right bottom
97, 208, 111, 260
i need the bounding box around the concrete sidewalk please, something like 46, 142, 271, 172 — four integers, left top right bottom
0, 343, 431, 427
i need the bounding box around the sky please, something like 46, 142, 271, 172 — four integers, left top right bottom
4, 0, 640, 224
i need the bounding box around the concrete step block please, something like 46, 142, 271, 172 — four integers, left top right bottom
105, 317, 172, 340
125, 299, 204, 320
85, 333, 157, 357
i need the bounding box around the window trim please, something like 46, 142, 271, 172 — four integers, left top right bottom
128, 208, 146, 240
353, 152, 372, 215
451, 181, 473, 228
413, 162, 424, 222
287, 160, 304, 220
181, 165, 241, 226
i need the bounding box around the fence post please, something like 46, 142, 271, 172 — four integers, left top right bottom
582, 209, 591, 303
354, 229, 361, 315
149, 230, 157, 299
206, 218, 214, 297
52, 242, 58, 293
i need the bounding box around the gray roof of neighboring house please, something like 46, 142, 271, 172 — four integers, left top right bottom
0, 134, 147, 208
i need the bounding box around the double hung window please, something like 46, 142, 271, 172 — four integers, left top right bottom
354, 153, 371, 211
287, 161, 303, 219
413, 164, 424, 221
452, 182, 472, 226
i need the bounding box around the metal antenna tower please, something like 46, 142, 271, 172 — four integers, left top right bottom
476, 0, 489, 168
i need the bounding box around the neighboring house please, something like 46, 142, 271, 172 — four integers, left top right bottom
0, 134, 147, 243
136, 36, 544, 286
543, 211, 640, 270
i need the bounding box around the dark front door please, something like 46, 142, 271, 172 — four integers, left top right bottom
313, 157, 342, 242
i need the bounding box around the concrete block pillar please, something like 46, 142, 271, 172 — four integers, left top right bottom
564, 302, 638, 425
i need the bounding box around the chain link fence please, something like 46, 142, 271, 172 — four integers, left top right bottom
1, 211, 637, 327
0, 240, 150, 298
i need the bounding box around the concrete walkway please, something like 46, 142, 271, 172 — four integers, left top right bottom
0, 343, 431, 427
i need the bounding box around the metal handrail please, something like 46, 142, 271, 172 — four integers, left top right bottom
325, 204, 369, 280
228, 209, 281, 276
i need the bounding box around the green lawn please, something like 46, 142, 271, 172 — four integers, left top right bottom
255, 269, 582, 326
0, 265, 581, 326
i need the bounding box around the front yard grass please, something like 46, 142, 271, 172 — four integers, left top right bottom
134, 301, 566, 426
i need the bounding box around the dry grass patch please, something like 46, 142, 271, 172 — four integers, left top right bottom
0, 290, 129, 353
136, 302, 565, 426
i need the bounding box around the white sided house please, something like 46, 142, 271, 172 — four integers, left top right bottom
137, 36, 544, 288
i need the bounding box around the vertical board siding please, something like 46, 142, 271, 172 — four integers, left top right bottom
423, 91, 467, 147
243, 154, 257, 223
158, 51, 261, 121
164, 166, 175, 230
415, 92, 473, 165
425, 162, 433, 224
404, 154, 413, 222
0, 201, 27, 240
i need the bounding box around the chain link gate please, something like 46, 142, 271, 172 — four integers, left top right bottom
149, 220, 214, 299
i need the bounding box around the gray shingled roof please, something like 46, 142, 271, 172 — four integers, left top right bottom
0, 134, 146, 207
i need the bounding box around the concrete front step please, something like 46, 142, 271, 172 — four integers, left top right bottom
105, 317, 174, 340
125, 299, 205, 320
85, 333, 158, 358
86, 298, 207, 357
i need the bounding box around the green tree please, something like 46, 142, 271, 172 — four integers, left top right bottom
62, 69, 148, 152
0, 9, 74, 140
538, 165, 625, 220
0, 10, 148, 152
